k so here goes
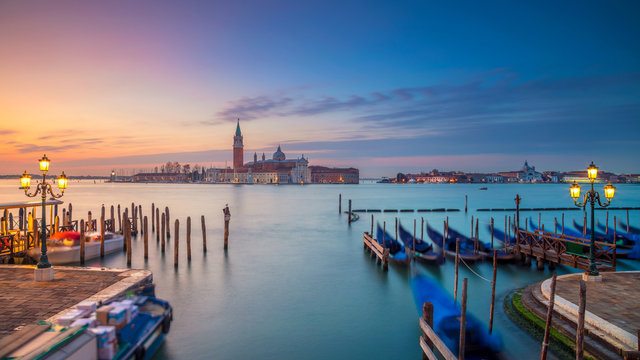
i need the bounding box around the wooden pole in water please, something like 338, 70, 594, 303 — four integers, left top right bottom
454, 238, 460, 302
151, 203, 155, 231
422, 302, 434, 350
459, 278, 468, 360
139, 205, 143, 235
156, 208, 160, 242
100, 215, 105, 258
110, 205, 115, 232
348, 199, 352, 225
627, 209, 630, 233
421, 217, 424, 241
68, 203, 72, 223
80, 219, 85, 265
605, 211, 609, 235
489, 250, 497, 333
186, 216, 192, 261
370, 214, 373, 236
507, 216, 511, 246
174, 219, 179, 267
490, 217, 494, 249
126, 218, 132, 266
395, 217, 398, 242
132, 202, 137, 235
475, 218, 479, 254
583, 214, 587, 237
143, 216, 148, 260
443, 221, 447, 263
161, 213, 166, 253
413, 219, 416, 256
540, 272, 557, 360
538, 212, 541, 231
87, 211, 92, 232
470, 215, 474, 241
383, 221, 386, 248
117, 205, 122, 233
166, 207, 171, 238
505, 216, 508, 245
201, 215, 207, 253
576, 279, 586, 360
339, 194, 342, 214
465, 195, 468, 213
614, 217, 617, 269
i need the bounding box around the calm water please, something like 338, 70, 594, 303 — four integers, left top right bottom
2, 180, 639, 360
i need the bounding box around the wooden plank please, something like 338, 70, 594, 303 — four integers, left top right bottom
420, 336, 439, 360
420, 318, 457, 360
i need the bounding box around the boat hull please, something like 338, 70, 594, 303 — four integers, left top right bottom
28, 235, 124, 264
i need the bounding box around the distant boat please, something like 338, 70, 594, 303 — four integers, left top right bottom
479, 187, 488, 190
411, 274, 503, 358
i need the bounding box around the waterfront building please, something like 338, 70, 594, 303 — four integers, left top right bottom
133, 172, 188, 182
233, 119, 244, 170
518, 161, 543, 182
309, 166, 359, 184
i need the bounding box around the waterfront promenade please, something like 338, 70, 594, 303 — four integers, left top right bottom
0, 265, 151, 337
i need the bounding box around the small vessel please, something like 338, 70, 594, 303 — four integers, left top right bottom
375, 224, 408, 262
446, 226, 516, 262
619, 220, 640, 235
411, 274, 502, 358
397, 222, 444, 265
426, 223, 482, 262
28, 230, 124, 264
479, 187, 488, 190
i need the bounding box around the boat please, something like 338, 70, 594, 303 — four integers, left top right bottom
479, 187, 488, 190
426, 223, 482, 262
446, 226, 517, 263
375, 224, 409, 262
410, 274, 502, 358
0, 284, 172, 360
571, 219, 633, 247
597, 221, 640, 242
28, 230, 124, 264
397, 222, 444, 265
619, 220, 640, 235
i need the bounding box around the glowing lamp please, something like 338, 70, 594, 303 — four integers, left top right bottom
20, 171, 31, 189
570, 182, 581, 199
587, 161, 598, 181
57, 172, 68, 190
39, 154, 50, 173
604, 182, 615, 201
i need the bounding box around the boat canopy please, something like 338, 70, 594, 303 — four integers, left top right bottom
0, 199, 64, 210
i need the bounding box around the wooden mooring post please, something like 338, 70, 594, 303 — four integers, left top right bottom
138, 205, 143, 235
605, 211, 609, 235
339, 194, 342, 214
151, 203, 155, 231
490, 217, 494, 249
186, 216, 192, 261
201, 215, 207, 253
156, 208, 160, 242
540, 273, 557, 360
143, 216, 148, 260
454, 239, 460, 302
489, 250, 497, 333
419, 302, 457, 360
348, 199, 352, 225
126, 218, 132, 266
459, 278, 468, 360
166, 207, 170, 238
174, 219, 179, 267
161, 213, 166, 253
117, 205, 122, 233
465, 195, 468, 213
223, 205, 230, 250
627, 209, 630, 234
576, 279, 586, 360
80, 219, 85, 265
100, 215, 105, 258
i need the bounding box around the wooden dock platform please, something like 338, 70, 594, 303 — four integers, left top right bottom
363, 232, 389, 270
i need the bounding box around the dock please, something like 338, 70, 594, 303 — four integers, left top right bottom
0, 265, 151, 337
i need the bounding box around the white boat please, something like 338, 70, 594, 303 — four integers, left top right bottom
28, 231, 123, 264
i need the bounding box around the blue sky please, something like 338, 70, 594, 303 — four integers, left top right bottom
1, 0, 639, 176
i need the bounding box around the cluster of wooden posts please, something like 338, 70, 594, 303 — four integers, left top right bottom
57, 202, 230, 267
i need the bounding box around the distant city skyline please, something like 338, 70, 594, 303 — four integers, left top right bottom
1, 0, 639, 177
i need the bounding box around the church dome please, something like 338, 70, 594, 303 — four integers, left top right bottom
273, 145, 286, 161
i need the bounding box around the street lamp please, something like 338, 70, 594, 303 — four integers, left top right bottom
569, 161, 615, 277
19, 154, 68, 272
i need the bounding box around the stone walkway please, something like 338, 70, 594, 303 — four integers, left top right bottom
554, 272, 640, 336
0, 265, 151, 337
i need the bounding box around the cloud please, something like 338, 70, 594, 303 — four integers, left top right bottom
0, 129, 17, 135
14, 138, 106, 154
216, 96, 293, 121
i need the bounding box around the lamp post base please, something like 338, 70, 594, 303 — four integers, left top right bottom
582, 272, 602, 282
34, 267, 54, 281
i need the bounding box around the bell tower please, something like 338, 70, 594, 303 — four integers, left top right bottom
233, 119, 244, 169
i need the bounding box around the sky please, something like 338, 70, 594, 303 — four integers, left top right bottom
1, 0, 639, 177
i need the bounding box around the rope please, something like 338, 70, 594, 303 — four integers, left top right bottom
458, 256, 492, 283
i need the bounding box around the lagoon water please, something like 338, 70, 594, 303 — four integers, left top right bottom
1, 180, 639, 359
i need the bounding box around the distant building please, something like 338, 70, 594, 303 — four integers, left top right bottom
133, 173, 187, 183
518, 161, 543, 182
309, 166, 359, 184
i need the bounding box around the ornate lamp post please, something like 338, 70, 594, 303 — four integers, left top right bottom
19, 154, 68, 274
569, 161, 615, 277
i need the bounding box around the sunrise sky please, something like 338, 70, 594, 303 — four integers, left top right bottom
1, 0, 639, 177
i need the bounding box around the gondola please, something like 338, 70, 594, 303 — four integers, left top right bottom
426, 223, 482, 262
411, 274, 503, 358
572, 219, 633, 247
597, 221, 640, 243
375, 224, 409, 262
619, 220, 640, 235
397, 222, 444, 265
447, 226, 517, 263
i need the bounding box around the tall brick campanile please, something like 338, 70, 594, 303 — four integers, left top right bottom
233, 119, 244, 169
